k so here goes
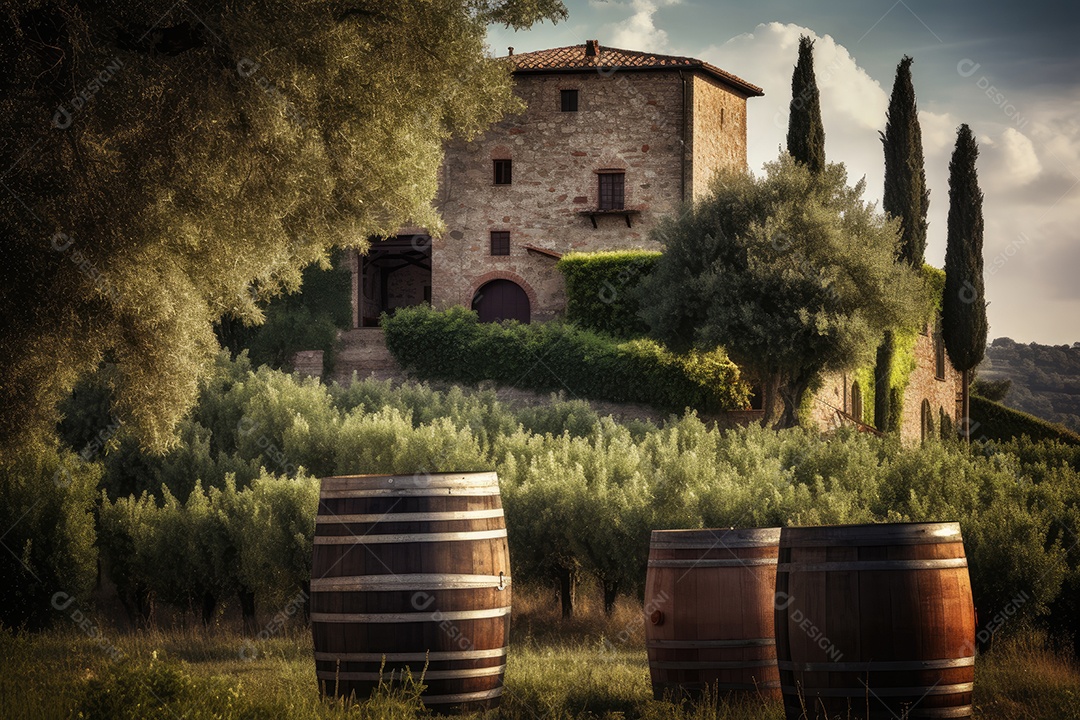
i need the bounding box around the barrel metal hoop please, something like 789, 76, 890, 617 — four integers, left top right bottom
316, 509, 505, 524
648, 638, 776, 649
908, 707, 974, 719
314, 529, 507, 545
421, 687, 505, 704
311, 606, 511, 623
778, 657, 974, 673
311, 574, 512, 591
651, 528, 782, 547
315, 648, 507, 662
655, 680, 782, 691
316, 664, 505, 681
320, 472, 499, 490
320, 487, 499, 498
779, 523, 963, 547
781, 682, 974, 697
648, 558, 778, 567
776, 558, 967, 572
652, 659, 777, 670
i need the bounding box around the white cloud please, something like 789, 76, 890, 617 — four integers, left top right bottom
601, 0, 680, 52
699, 23, 888, 197
982, 128, 1043, 187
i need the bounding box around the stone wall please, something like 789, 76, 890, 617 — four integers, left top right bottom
432, 68, 750, 321
808, 331, 963, 444
898, 331, 963, 444
690, 73, 751, 200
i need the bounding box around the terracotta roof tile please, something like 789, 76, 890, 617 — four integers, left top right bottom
505, 41, 764, 97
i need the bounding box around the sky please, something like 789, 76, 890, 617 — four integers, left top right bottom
487, 0, 1080, 345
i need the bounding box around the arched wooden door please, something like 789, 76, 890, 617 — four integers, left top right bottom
472, 279, 530, 323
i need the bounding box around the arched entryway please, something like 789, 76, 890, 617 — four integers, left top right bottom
921, 399, 934, 442
472, 279, 531, 323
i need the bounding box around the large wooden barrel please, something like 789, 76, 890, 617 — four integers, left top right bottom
775, 522, 976, 720
310, 472, 511, 713
644, 528, 782, 700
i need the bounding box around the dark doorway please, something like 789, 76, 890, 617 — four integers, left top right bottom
359, 235, 431, 327
472, 279, 530, 324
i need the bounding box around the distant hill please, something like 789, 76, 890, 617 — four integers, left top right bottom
977, 339, 1080, 433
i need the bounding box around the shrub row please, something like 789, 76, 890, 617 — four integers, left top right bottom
21, 354, 1080, 653
971, 395, 1080, 446
556, 250, 661, 338
382, 305, 750, 413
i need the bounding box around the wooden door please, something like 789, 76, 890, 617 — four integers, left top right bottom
472, 280, 530, 324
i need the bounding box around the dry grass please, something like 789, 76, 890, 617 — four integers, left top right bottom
1, 585, 1079, 719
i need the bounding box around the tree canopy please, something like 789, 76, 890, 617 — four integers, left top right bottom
638, 155, 927, 427
0, 0, 566, 455
882, 56, 929, 266
943, 123, 988, 442
874, 55, 930, 431
786, 35, 825, 174
943, 124, 988, 374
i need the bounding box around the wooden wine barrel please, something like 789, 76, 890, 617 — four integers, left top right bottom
644, 528, 782, 700
310, 472, 511, 714
775, 522, 976, 720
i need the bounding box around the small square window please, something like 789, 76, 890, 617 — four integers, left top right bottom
490, 231, 510, 256
561, 89, 579, 112
494, 159, 512, 185
598, 172, 625, 210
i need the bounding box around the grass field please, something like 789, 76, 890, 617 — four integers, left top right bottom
2, 588, 1079, 719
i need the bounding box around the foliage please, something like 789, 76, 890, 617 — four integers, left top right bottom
34, 355, 1080, 646
0, 0, 566, 456
943, 124, 989, 373
217, 257, 353, 373
556, 250, 661, 338
786, 35, 825, 174
97, 470, 320, 622
0, 446, 99, 630
638, 154, 925, 427
971, 395, 1080, 446
382, 305, 750, 414
973, 376, 1013, 403
881, 56, 929, 267
978, 339, 1080, 432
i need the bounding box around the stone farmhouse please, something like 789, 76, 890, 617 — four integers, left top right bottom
349, 40, 763, 326
337, 40, 961, 444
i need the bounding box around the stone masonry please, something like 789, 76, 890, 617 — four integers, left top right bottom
352, 41, 764, 325
809, 329, 963, 444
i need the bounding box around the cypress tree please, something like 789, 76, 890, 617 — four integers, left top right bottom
942, 124, 989, 443
882, 56, 929, 266
873, 56, 930, 430
787, 35, 826, 174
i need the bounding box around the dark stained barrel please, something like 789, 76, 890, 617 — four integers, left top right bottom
775, 522, 976, 720
311, 472, 511, 714
644, 528, 782, 700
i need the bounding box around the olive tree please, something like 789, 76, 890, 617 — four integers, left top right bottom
0, 0, 566, 457
639, 155, 926, 428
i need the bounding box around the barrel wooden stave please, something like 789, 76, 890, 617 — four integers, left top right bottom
311, 472, 510, 713
645, 528, 782, 700
775, 522, 975, 720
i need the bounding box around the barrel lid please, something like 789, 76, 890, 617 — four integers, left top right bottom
779, 521, 963, 547
651, 527, 781, 549
320, 471, 499, 492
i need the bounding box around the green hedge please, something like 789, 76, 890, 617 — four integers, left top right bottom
382, 305, 749, 413
35, 354, 1080, 644
556, 250, 661, 338
972, 395, 1080, 446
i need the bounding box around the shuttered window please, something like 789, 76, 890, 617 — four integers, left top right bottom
598, 172, 625, 210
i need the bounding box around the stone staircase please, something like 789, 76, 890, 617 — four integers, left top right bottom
329, 328, 403, 384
